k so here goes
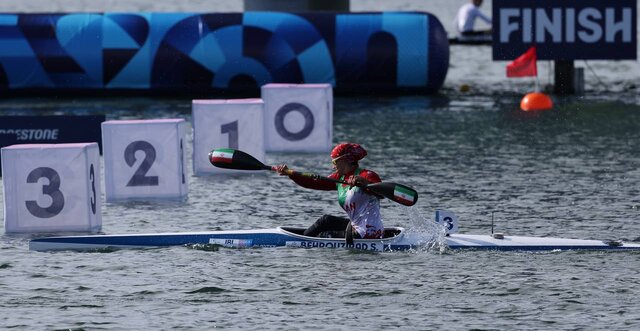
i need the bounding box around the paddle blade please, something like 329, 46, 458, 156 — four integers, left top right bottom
366, 182, 418, 206
209, 148, 270, 171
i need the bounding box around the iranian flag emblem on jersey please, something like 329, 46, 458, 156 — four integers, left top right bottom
211, 148, 234, 163
394, 186, 415, 205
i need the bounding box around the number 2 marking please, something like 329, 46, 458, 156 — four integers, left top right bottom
124, 140, 159, 187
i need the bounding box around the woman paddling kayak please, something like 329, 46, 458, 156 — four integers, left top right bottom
275, 143, 385, 239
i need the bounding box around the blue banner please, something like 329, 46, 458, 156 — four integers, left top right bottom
0, 12, 449, 95
0, 115, 104, 176
492, 0, 637, 60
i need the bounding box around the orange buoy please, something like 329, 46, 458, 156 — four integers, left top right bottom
520, 92, 553, 111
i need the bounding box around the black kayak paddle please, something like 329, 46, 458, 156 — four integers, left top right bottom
209, 148, 418, 206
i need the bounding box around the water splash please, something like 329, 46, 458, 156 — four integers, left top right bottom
402, 207, 450, 253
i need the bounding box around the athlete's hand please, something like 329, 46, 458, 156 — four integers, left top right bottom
348, 175, 369, 187
274, 164, 290, 176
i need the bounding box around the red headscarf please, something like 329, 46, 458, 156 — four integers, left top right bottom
330, 143, 367, 163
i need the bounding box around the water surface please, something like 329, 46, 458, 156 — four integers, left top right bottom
1, 0, 640, 329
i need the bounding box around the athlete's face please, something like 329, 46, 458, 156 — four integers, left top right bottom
333, 157, 355, 175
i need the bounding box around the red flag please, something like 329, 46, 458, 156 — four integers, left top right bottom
506, 46, 537, 77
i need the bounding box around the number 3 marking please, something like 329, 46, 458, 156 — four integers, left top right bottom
25, 167, 65, 218
89, 164, 97, 214
443, 217, 454, 230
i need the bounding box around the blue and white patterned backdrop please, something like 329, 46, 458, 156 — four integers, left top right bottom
0, 12, 449, 94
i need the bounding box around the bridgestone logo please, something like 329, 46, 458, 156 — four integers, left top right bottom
0, 129, 60, 140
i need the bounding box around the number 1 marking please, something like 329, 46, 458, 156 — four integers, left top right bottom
180, 139, 185, 184
221, 120, 239, 149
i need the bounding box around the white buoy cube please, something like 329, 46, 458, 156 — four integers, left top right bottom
192, 99, 265, 175
102, 119, 188, 201
2, 143, 101, 233
262, 83, 333, 152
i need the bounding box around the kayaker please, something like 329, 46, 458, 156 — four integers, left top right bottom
454, 0, 492, 36
275, 143, 385, 239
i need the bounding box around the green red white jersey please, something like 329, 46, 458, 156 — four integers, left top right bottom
289, 168, 384, 239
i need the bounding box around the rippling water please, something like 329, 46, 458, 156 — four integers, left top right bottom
2, 95, 640, 330
2, 0, 640, 330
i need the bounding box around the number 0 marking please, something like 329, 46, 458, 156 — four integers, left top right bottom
274, 103, 314, 141
25, 167, 65, 218
124, 140, 159, 187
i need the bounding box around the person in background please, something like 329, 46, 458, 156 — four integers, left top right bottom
275, 143, 385, 240
455, 0, 492, 36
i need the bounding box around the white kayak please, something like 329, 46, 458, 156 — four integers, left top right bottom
29, 211, 640, 252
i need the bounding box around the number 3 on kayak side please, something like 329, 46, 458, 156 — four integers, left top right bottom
435, 210, 459, 234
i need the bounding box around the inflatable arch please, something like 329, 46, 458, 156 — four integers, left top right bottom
0, 12, 449, 95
